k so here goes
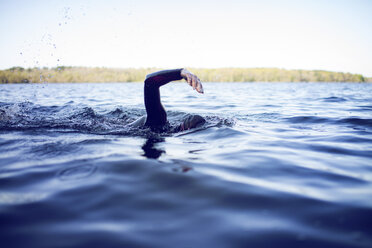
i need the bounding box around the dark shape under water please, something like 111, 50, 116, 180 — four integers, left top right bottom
141, 137, 165, 159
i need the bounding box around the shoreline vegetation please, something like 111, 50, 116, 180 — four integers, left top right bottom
1, 66, 370, 83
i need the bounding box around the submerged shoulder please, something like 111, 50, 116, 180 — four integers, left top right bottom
129, 116, 146, 127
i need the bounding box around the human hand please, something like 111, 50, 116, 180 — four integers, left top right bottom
180, 69, 204, 94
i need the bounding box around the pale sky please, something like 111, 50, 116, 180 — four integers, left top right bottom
0, 0, 371, 76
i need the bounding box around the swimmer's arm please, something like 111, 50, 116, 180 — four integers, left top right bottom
145, 69, 184, 87
145, 68, 204, 93
144, 68, 204, 127
144, 69, 183, 127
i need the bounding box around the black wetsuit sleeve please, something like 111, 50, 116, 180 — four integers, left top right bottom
144, 68, 183, 127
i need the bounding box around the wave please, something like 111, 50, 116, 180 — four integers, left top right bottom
337, 117, 372, 128
286, 115, 372, 129
321, 96, 347, 102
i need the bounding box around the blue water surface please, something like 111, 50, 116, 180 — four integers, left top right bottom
0, 82, 372, 248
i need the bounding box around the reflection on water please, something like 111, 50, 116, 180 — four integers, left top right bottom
1, 82, 372, 248
141, 137, 165, 159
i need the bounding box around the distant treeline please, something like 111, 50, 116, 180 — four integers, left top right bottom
0, 66, 370, 83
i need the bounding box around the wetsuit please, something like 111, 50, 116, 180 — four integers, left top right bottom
144, 68, 205, 131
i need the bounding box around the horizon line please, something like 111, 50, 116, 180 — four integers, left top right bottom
2, 65, 370, 77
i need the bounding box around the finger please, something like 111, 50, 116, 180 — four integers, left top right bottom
196, 80, 204, 94
196, 79, 203, 94
186, 76, 192, 86
192, 76, 197, 90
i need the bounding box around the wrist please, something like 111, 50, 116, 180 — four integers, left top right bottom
180, 68, 187, 78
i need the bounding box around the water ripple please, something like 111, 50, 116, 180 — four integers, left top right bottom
1, 83, 372, 248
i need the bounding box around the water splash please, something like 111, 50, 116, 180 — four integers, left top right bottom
0, 102, 233, 136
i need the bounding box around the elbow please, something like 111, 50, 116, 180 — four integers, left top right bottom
144, 75, 163, 88
144, 74, 168, 87
145, 72, 157, 84
144, 77, 156, 89
144, 77, 154, 84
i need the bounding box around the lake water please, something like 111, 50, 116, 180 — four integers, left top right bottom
1, 82, 372, 248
